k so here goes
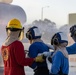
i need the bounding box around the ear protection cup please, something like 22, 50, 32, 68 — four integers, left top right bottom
26, 31, 32, 40
53, 38, 59, 45
26, 26, 42, 40
70, 25, 76, 37
51, 34, 59, 45
51, 35, 55, 45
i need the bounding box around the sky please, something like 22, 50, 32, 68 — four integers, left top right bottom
11, 0, 76, 27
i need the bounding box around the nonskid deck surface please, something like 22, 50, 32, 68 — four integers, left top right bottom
0, 66, 76, 75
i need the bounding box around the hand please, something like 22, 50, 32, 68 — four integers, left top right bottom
34, 55, 44, 62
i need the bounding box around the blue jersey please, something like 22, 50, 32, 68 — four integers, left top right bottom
66, 43, 76, 54
28, 42, 49, 69
51, 51, 69, 74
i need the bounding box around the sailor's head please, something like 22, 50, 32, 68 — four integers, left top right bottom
6, 18, 24, 40
26, 26, 42, 44
26, 26, 42, 40
70, 25, 76, 42
51, 32, 68, 49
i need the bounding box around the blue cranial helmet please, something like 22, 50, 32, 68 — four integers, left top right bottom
51, 32, 68, 45
26, 26, 42, 40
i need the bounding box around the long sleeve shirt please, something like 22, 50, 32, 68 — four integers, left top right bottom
50, 51, 69, 75
66, 43, 76, 54
1, 40, 34, 75
28, 42, 49, 69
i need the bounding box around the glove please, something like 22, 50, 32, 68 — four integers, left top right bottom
34, 55, 44, 62
43, 52, 52, 57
